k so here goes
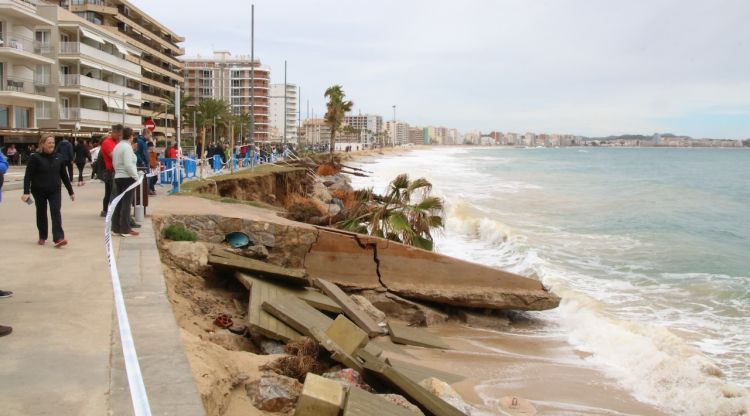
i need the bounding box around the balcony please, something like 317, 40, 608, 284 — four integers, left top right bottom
59, 42, 141, 78
60, 107, 141, 126
0, 33, 54, 64
0, 76, 55, 103
60, 74, 141, 102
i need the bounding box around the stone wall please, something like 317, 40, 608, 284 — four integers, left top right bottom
190, 168, 312, 207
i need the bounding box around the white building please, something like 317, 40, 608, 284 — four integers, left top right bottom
385, 120, 409, 146
344, 113, 382, 147
269, 83, 297, 143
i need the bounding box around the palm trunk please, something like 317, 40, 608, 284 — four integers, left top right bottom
200, 126, 207, 178
329, 128, 336, 163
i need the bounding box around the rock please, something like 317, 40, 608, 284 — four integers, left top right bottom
496, 396, 537, 415
204, 330, 256, 352
163, 241, 210, 276
322, 368, 374, 392
418, 377, 475, 415
242, 244, 269, 260
377, 394, 425, 415
245, 372, 303, 413
259, 339, 286, 355
313, 181, 333, 203
350, 295, 386, 324
323, 203, 342, 216
457, 309, 511, 331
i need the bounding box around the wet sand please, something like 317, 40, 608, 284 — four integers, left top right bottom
380, 322, 667, 416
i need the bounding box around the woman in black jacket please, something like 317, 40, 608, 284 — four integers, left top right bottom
22, 135, 75, 248
74, 139, 92, 186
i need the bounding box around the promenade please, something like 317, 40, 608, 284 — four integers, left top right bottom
0, 179, 204, 415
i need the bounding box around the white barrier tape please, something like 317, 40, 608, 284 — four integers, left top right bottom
103, 166, 176, 416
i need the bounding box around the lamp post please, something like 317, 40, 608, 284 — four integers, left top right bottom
122, 91, 134, 126
392, 105, 396, 147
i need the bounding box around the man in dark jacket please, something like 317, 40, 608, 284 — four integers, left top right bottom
55, 137, 75, 181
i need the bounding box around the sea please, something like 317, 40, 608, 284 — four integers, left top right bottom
349, 146, 750, 416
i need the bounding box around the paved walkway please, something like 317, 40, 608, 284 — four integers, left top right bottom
0, 180, 203, 415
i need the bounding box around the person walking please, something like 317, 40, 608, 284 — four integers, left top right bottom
22, 135, 75, 248
111, 127, 139, 237
74, 139, 91, 187
99, 125, 122, 217
55, 137, 75, 181
6, 144, 18, 165
147, 141, 158, 195
0, 151, 12, 336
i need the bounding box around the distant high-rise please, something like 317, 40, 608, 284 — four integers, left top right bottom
183, 51, 270, 142
344, 114, 383, 146
269, 83, 297, 143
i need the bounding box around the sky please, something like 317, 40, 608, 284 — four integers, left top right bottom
131, 0, 750, 139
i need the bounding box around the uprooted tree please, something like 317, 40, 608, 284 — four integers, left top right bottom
338, 174, 445, 251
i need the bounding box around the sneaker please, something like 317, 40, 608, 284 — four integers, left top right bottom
0, 325, 11, 337
121, 231, 139, 237
0, 290, 13, 298
37, 239, 46, 246
54, 239, 68, 248
131, 223, 142, 229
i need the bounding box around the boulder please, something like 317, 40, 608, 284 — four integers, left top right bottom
259, 339, 286, 355
163, 241, 210, 276
322, 368, 373, 392
418, 378, 475, 415
359, 291, 448, 327
323, 203, 342, 216
350, 295, 387, 324
245, 372, 303, 413
377, 394, 425, 415
313, 181, 333, 203
242, 244, 270, 260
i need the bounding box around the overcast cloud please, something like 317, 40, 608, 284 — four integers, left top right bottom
132, 0, 750, 139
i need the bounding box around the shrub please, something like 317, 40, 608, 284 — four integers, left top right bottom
163, 224, 198, 242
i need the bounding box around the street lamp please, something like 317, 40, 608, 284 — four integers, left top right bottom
121, 91, 135, 126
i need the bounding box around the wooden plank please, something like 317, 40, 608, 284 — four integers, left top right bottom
262, 295, 334, 338
246, 275, 301, 342
297, 290, 344, 314
344, 386, 416, 416
360, 354, 465, 416
385, 358, 465, 385
315, 278, 386, 337
387, 321, 450, 350
236, 272, 342, 314
362, 342, 383, 358
209, 249, 309, 285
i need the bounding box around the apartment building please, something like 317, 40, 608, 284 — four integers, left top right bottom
408, 126, 426, 145
35, 4, 141, 132
0, 0, 56, 141
58, 0, 185, 138
300, 118, 329, 147
184, 51, 270, 142
269, 83, 297, 143
385, 120, 409, 146
343, 113, 382, 146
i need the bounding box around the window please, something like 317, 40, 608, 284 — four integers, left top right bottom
35, 102, 52, 119
0, 106, 8, 128
201, 70, 211, 78
35, 64, 51, 85
231, 70, 243, 78
200, 88, 211, 97
15, 107, 30, 128
231, 88, 243, 96
231, 79, 241, 87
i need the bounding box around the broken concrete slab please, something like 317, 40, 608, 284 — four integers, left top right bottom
316, 279, 386, 337
371, 336, 416, 359
209, 249, 309, 285
306, 227, 560, 311
326, 315, 369, 356
344, 386, 417, 416
246, 275, 302, 341
387, 322, 451, 350
386, 358, 465, 385
262, 296, 334, 339
360, 354, 465, 416
296, 373, 345, 416
237, 272, 342, 314
362, 342, 383, 358
308, 327, 364, 373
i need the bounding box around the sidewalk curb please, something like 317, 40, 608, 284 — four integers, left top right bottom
109, 218, 205, 415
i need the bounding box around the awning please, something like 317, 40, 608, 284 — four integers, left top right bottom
111, 42, 128, 55
80, 27, 105, 45
106, 96, 125, 110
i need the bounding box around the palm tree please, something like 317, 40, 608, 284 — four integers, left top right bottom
195, 99, 230, 175
156, 90, 195, 131
339, 174, 444, 251
324, 85, 353, 162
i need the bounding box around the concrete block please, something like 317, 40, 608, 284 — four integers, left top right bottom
326, 315, 368, 356
295, 373, 345, 416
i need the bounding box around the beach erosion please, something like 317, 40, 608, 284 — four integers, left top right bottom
347, 146, 750, 416
151, 145, 749, 416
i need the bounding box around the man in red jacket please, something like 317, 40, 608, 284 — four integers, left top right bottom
100, 124, 122, 217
